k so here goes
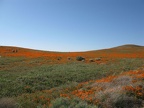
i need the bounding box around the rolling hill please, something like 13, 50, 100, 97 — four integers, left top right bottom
0, 44, 144, 58
0, 44, 144, 108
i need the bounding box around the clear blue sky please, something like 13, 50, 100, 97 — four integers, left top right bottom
0, 0, 144, 51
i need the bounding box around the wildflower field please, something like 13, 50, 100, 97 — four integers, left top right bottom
0, 45, 144, 108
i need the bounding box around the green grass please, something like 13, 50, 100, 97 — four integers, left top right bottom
0, 57, 25, 66
0, 57, 144, 98
50, 97, 98, 108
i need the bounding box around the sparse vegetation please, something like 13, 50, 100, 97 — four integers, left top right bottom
50, 97, 98, 108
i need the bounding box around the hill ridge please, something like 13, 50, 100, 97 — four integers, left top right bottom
112, 44, 143, 49
0, 44, 144, 52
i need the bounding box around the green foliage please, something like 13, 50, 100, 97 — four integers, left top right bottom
0, 58, 144, 98
0, 57, 143, 107
76, 56, 85, 61
50, 97, 98, 108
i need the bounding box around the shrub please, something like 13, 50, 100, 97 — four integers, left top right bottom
57, 57, 62, 61
76, 56, 85, 61
114, 96, 143, 108
67, 57, 72, 60
89, 59, 95, 62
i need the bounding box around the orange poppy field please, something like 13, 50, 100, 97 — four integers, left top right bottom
0, 44, 144, 108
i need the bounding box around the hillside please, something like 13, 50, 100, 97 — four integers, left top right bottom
0, 44, 144, 59
0, 45, 144, 108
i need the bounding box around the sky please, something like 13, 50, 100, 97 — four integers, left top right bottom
0, 0, 144, 52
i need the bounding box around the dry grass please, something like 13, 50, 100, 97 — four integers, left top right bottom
91, 76, 132, 107
0, 98, 17, 108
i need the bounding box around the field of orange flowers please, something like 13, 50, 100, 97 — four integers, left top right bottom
0, 45, 144, 108
0, 45, 144, 63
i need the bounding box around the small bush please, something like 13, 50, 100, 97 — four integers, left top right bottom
76, 56, 85, 61
57, 57, 62, 61
67, 57, 71, 60
89, 59, 95, 62
115, 96, 143, 108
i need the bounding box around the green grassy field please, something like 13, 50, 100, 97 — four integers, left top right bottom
0, 56, 144, 108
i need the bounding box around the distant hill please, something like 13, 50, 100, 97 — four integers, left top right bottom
0, 44, 144, 59
111, 44, 144, 49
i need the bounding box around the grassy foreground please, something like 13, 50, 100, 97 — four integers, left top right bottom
0, 56, 144, 108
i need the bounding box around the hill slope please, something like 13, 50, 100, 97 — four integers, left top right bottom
0, 44, 144, 58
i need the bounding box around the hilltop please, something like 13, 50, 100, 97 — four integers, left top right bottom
111, 44, 144, 49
